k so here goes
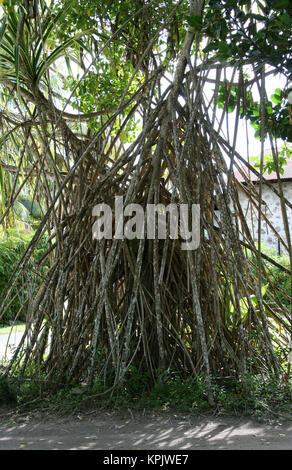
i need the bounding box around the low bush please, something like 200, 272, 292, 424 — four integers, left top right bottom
0, 230, 48, 324
4, 368, 292, 420
92, 370, 292, 417
0, 373, 17, 404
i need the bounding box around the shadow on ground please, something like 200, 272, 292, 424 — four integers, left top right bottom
0, 410, 291, 450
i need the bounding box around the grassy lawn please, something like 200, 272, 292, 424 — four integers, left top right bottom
0, 322, 26, 335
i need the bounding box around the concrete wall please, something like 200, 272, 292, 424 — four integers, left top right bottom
237, 181, 292, 254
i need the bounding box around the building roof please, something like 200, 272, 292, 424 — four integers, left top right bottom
233, 158, 292, 184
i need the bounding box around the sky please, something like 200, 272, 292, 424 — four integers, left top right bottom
201, 65, 288, 162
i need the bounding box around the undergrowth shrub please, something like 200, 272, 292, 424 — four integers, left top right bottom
0, 373, 17, 404
0, 230, 48, 324
2, 365, 292, 419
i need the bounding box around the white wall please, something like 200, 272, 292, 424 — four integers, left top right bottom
237, 182, 292, 254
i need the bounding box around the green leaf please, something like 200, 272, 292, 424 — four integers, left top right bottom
0, 166, 5, 214
14, 44, 20, 97
261, 283, 269, 297
271, 94, 282, 104
186, 15, 203, 30
218, 41, 229, 54
228, 105, 236, 113
203, 42, 217, 53
36, 33, 86, 82
270, 0, 290, 9
278, 13, 291, 25
0, 15, 7, 43
34, 0, 79, 65
247, 13, 267, 21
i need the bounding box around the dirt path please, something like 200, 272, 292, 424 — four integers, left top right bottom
0, 409, 291, 450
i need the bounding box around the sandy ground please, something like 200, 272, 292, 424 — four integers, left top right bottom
0, 409, 291, 450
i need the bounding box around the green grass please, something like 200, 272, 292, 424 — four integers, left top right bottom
0, 322, 26, 335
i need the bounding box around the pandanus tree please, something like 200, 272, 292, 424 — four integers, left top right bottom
0, 0, 291, 402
